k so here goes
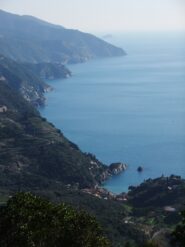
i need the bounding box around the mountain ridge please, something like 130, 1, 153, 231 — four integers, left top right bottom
0, 9, 126, 64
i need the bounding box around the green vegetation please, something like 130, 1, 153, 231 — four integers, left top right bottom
128, 176, 185, 227
0, 193, 110, 247
172, 210, 185, 246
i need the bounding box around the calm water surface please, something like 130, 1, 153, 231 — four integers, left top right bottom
40, 32, 185, 193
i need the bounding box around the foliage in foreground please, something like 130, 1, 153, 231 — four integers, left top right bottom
172, 210, 185, 247
0, 192, 110, 247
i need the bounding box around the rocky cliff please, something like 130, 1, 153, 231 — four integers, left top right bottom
109, 162, 127, 175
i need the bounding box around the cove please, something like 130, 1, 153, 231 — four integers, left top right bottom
40, 32, 185, 193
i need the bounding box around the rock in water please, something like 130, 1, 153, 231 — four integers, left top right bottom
137, 166, 143, 172
109, 162, 127, 175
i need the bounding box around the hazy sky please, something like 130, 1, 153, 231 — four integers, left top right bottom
0, 0, 185, 32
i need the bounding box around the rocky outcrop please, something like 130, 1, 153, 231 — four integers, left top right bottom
97, 162, 127, 185
109, 162, 128, 175
98, 162, 127, 184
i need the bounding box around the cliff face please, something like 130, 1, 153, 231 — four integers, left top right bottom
109, 162, 127, 175
0, 10, 126, 64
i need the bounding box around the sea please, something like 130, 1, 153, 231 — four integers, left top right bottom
40, 32, 185, 193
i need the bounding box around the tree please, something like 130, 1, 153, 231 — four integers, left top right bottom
0, 192, 111, 247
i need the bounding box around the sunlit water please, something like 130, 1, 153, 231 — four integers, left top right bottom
40, 32, 185, 193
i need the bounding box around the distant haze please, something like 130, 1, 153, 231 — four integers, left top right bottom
1, 0, 185, 32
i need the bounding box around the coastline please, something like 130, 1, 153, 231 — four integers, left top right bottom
40, 33, 185, 193
40, 70, 129, 191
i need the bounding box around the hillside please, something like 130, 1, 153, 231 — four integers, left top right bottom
0, 55, 49, 106
0, 82, 111, 190
0, 10, 126, 64
23, 62, 72, 80
0, 55, 71, 106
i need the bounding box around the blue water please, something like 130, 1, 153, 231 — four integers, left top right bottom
40, 32, 185, 193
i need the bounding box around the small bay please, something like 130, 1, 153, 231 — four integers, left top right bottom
40, 32, 185, 193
